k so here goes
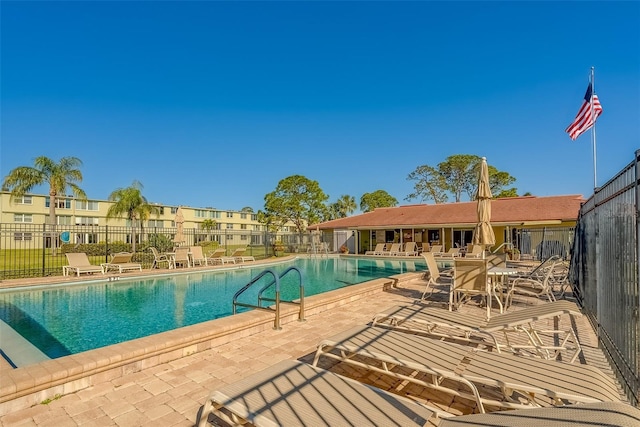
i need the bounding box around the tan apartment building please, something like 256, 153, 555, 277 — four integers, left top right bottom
0, 191, 286, 249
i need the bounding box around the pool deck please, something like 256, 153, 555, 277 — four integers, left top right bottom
0, 257, 627, 426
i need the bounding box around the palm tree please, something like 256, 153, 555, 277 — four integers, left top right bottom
2, 156, 86, 254
106, 181, 160, 252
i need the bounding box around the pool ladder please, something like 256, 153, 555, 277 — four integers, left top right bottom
232, 267, 305, 330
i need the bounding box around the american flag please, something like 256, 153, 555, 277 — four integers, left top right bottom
565, 83, 603, 140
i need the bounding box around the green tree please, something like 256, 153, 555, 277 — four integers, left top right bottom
263, 175, 329, 234
405, 165, 448, 204
407, 154, 517, 203
240, 206, 254, 212
327, 194, 357, 220
201, 219, 218, 242
2, 156, 86, 254
106, 181, 160, 252
360, 190, 398, 213
256, 210, 284, 233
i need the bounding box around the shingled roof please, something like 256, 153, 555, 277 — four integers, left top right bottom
311, 195, 584, 230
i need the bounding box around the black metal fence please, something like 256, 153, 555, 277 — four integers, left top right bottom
0, 224, 313, 279
570, 149, 640, 406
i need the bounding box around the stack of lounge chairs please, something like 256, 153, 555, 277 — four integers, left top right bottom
196, 295, 632, 427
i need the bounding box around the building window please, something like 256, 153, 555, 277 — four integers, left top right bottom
76, 200, 99, 211
148, 220, 164, 228
251, 214, 258, 221
75, 217, 98, 226
240, 213, 247, 219
57, 216, 73, 225
14, 232, 33, 241
253, 225, 261, 231
240, 224, 247, 230
241, 235, 247, 241
226, 223, 233, 229
226, 212, 233, 218
45, 197, 71, 209
15, 195, 32, 204
171, 207, 178, 214
226, 235, 233, 241
14, 214, 33, 223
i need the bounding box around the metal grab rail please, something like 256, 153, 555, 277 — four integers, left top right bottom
232, 267, 305, 330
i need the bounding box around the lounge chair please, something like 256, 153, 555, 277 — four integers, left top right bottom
371, 300, 584, 363
223, 247, 255, 263
396, 241, 419, 256
428, 244, 444, 255
205, 247, 231, 265
365, 243, 386, 255
386, 243, 402, 256
464, 244, 484, 258
100, 252, 142, 273
150, 247, 171, 269
189, 246, 208, 266
63, 253, 105, 276
312, 325, 620, 412
438, 401, 640, 427
196, 359, 438, 427
438, 247, 462, 258
420, 252, 452, 300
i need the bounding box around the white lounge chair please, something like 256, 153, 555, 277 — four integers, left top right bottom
438, 402, 640, 427
189, 246, 208, 266
223, 247, 255, 263
196, 359, 439, 427
372, 300, 584, 363
100, 252, 142, 273
313, 325, 620, 412
365, 243, 386, 255
63, 253, 105, 276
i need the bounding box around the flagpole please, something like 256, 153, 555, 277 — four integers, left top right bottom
590, 66, 597, 189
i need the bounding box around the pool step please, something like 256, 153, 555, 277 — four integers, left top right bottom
0, 320, 50, 368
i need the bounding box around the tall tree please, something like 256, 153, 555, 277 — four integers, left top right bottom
263, 175, 329, 234
407, 154, 517, 203
327, 194, 357, 220
360, 190, 398, 213
2, 156, 86, 254
106, 181, 160, 252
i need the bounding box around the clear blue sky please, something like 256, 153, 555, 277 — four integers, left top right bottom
2, 1, 639, 212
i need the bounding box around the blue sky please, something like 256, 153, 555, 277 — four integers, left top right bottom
2, 1, 639, 212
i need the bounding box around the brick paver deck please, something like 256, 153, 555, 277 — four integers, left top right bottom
0, 268, 624, 426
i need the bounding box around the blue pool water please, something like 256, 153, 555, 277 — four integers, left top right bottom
0, 257, 424, 359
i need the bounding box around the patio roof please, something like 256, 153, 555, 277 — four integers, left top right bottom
311, 195, 584, 230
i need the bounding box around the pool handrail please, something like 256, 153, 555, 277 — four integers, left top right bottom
232, 267, 305, 330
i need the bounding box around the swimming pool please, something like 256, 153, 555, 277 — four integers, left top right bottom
0, 257, 424, 360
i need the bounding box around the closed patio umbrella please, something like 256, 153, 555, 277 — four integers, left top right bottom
174, 206, 185, 246
472, 157, 495, 251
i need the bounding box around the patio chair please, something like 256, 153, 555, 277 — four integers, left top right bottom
312, 325, 620, 412
63, 252, 105, 276
172, 246, 191, 268
223, 247, 255, 263
420, 252, 452, 300
100, 252, 142, 273
150, 247, 171, 269
189, 246, 208, 266
438, 401, 640, 427
505, 258, 559, 307
438, 247, 462, 258
371, 300, 584, 363
450, 258, 489, 315
365, 243, 386, 255
196, 359, 438, 427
